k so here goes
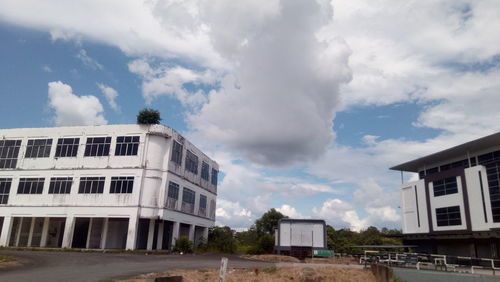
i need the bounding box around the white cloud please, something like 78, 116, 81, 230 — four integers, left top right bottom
48, 81, 107, 126
42, 65, 52, 72
215, 199, 254, 228
277, 204, 309, 219
97, 83, 119, 111
76, 49, 103, 70
128, 58, 218, 106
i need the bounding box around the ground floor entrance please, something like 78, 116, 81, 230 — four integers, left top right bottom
0, 216, 209, 251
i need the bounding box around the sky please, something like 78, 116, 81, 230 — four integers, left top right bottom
1, 0, 500, 231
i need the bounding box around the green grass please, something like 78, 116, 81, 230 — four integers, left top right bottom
0, 254, 15, 263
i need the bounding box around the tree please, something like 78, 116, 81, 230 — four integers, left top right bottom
255, 208, 288, 235
137, 108, 161, 124
205, 226, 237, 253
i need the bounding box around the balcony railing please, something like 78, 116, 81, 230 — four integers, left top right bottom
181, 202, 194, 214
198, 207, 206, 217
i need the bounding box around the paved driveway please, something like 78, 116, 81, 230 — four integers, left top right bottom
0, 250, 273, 282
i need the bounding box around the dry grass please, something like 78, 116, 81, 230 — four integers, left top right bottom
243, 254, 301, 263
304, 257, 358, 265
119, 266, 375, 282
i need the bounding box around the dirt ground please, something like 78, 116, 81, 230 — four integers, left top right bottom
243, 254, 301, 263
244, 254, 358, 265
119, 266, 376, 282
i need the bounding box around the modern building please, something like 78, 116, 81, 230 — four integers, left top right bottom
391, 132, 500, 258
275, 219, 327, 258
0, 124, 218, 250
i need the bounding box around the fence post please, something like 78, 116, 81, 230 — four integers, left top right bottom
219, 257, 228, 282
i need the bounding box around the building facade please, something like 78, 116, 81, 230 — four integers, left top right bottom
275, 219, 327, 257
391, 132, 500, 258
0, 124, 218, 250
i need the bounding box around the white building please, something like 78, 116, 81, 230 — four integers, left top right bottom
275, 219, 327, 257
391, 132, 500, 258
0, 124, 218, 250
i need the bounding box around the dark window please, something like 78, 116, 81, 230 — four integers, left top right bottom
110, 176, 134, 193
25, 139, 52, 158
0, 178, 12, 204
166, 182, 179, 210
433, 177, 458, 197
55, 138, 80, 157
171, 141, 183, 165
485, 163, 500, 222
49, 177, 72, 194
84, 137, 111, 157
198, 194, 207, 217
0, 140, 21, 169
418, 171, 425, 179
17, 178, 44, 194
78, 177, 105, 194
181, 188, 195, 214
425, 167, 438, 176
211, 169, 218, 186
436, 206, 462, 226
185, 150, 198, 174
201, 162, 209, 181
115, 136, 139, 156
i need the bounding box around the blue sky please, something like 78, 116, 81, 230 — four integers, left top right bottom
1, 0, 499, 231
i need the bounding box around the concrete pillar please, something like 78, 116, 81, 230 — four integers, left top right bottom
202, 227, 209, 243
40, 217, 50, 248
188, 224, 195, 242
27, 217, 35, 247
15, 217, 23, 247
86, 218, 93, 249
156, 221, 164, 250
125, 215, 139, 250
100, 218, 109, 249
171, 221, 180, 249
61, 216, 75, 248
0, 216, 13, 247
146, 219, 155, 251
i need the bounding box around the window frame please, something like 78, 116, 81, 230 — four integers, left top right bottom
114, 136, 140, 156
48, 177, 73, 194
25, 139, 52, 158
0, 178, 12, 204
184, 150, 199, 175
0, 139, 21, 169
433, 177, 458, 197
109, 176, 134, 193
211, 168, 218, 186
17, 178, 45, 194
436, 205, 462, 227
171, 141, 183, 165
201, 162, 210, 181
55, 138, 80, 158
84, 137, 111, 157
78, 177, 105, 194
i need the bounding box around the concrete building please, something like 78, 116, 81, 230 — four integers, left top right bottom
391, 132, 500, 258
0, 124, 218, 250
275, 219, 327, 258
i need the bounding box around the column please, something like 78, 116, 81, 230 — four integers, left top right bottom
170, 221, 180, 249
146, 219, 155, 251
188, 224, 195, 242
27, 218, 35, 247
15, 217, 23, 247
156, 220, 164, 250
0, 216, 13, 247
61, 216, 75, 248
125, 215, 139, 250
85, 218, 93, 249
40, 217, 50, 248
202, 227, 209, 243
100, 218, 109, 249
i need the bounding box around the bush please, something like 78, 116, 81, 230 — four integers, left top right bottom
173, 236, 193, 253
258, 234, 275, 254
137, 108, 161, 124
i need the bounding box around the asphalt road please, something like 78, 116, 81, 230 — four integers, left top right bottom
0, 250, 273, 282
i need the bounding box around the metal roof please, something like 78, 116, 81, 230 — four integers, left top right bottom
390, 132, 500, 172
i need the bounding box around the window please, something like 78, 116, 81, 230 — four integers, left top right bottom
115, 136, 139, 156
485, 163, 500, 222
198, 195, 207, 217
201, 162, 209, 181
0, 140, 21, 169
211, 169, 218, 186
78, 177, 105, 194
49, 177, 72, 194
110, 176, 134, 193
84, 137, 111, 157
17, 178, 44, 194
0, 178, 12, 204
25, 139, 52, 158
433, 177, 458, 197
55, 138, 80, 157
185, 150, 198, 174
436, 206, 462, 226
181, 188, 195, 214
166, 182, 179, 210
171, 141, 183, 165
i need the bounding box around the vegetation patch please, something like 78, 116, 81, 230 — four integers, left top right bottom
244, 254, 301, 263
